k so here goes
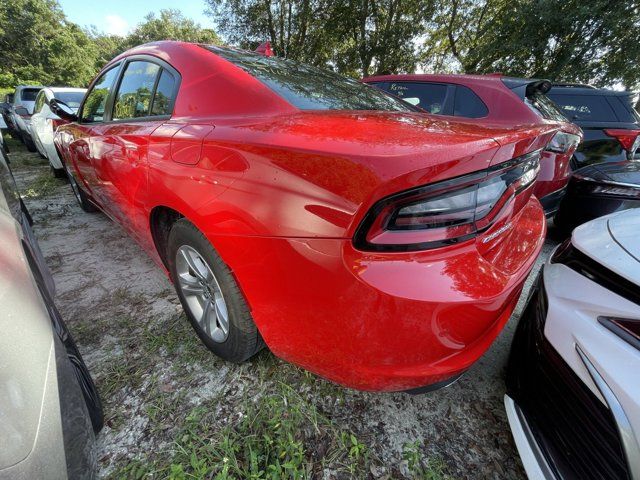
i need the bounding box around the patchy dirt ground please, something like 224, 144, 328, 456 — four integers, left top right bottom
8, 138, 559, 479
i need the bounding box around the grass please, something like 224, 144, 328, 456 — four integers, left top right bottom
22, 170, 66, 197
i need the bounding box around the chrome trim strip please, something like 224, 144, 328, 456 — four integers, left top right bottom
576, 344, 640, 480
508, 396, 558, 480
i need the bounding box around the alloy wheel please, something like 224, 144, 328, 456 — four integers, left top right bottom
175, 245, 229, 343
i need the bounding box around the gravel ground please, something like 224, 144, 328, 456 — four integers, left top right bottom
8, 140, 560, 479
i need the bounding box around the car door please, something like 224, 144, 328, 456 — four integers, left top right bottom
68, 65, 122, 199
90, 57, 179, 242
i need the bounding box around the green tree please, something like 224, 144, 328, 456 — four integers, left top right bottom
0, 0, 97, 87
206, 0, 431, 76
122, 9, 221, 49
422, 0, 640, 89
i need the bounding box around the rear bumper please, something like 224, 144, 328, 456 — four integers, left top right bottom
209, 196, 546, 391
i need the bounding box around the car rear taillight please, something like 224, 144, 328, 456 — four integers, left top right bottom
354, 150, 541, 251
604, 129, 640, 159
545, 131, 581, 154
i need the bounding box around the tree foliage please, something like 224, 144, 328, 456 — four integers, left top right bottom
423, 0, 640, 88
0, 0, 638, 90
206, 0, 433, 76
0, 2, 221, 89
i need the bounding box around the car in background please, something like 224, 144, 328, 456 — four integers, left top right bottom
548, 84, 640, 167
0, 146, 103, 478
54, 41, 557, 392
30, 87, 86, 177
554, 160, 640, 233
364, 74, 582, 216
8, 85, 43, 152
505, 209, 640, 480
0, 93, 16, 136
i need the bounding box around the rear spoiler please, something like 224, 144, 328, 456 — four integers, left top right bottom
501, 77, 552, 99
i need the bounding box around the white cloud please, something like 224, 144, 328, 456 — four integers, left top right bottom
104, 14, 129, 37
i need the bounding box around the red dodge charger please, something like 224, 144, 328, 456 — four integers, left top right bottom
53, 42, 557, 391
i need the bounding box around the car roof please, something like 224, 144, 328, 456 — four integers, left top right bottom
550, 84, 636, 97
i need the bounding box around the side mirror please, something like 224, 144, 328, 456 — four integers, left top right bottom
14, 106, 29, 116
49, 98, 77, 122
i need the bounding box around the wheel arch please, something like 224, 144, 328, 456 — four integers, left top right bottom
149, 205, 184, 269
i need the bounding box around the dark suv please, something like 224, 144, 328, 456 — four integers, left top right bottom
547, 84, 640, 167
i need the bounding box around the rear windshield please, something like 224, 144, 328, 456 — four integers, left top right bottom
547, 93, 631, 122
207, 46, 416, 112
525, 93, 568, 122
55, 91, 85, 109
20, 88, 41, 101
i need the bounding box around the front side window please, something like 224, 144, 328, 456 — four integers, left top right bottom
208, 46, 416, 112
81, 66, 120, 123
113, 61, 161, 120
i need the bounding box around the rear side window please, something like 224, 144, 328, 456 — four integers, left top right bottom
547, 94, 617, 122
383, 82, 448, 114
81, 66, 120, 123
453, 85, 488, 118
113, 61, 161, 120
20, 88, 40, 102
150, 69, 176, 116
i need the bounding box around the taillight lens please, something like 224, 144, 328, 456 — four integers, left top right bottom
354, 150, 541, 252
545, 131, 581, 154
604, 129, 640, 159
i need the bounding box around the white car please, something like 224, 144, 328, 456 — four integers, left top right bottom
505, 209, 640, 480
30, 88, 86, 176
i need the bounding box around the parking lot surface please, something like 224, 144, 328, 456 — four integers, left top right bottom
9, 141, 559, 479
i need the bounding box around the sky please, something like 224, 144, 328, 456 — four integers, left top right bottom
58, 0, 216, 36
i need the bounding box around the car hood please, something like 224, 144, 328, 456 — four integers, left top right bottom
573, 209, 640, 286
589, 161, 640, 186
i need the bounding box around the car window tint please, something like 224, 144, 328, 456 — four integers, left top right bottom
150, 69, 175, 116
113, 61, 161, 120
378, 81, 448, 114
20, 89, 40, 102
208, 46, 416, 112
81, 67, 120, 123
547, 93, 618, 121
453, 85, 488, 118
525, 93, 568, 122
56, 91, 85, 109
34, 92, 46, 113
608, 96, 640, 123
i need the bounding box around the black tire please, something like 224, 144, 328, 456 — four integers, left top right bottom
24, 135, 37, 152
66, 164, 98, 213
167, 219, 263, 362
51, 164, 66, 179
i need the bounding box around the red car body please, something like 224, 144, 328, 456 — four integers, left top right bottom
55, 42, 557, 391
364, 74, 583, 215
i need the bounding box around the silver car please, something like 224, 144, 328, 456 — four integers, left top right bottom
0, 148, 102, 479
30, 88, 86, 176
8, 85, 42, 152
